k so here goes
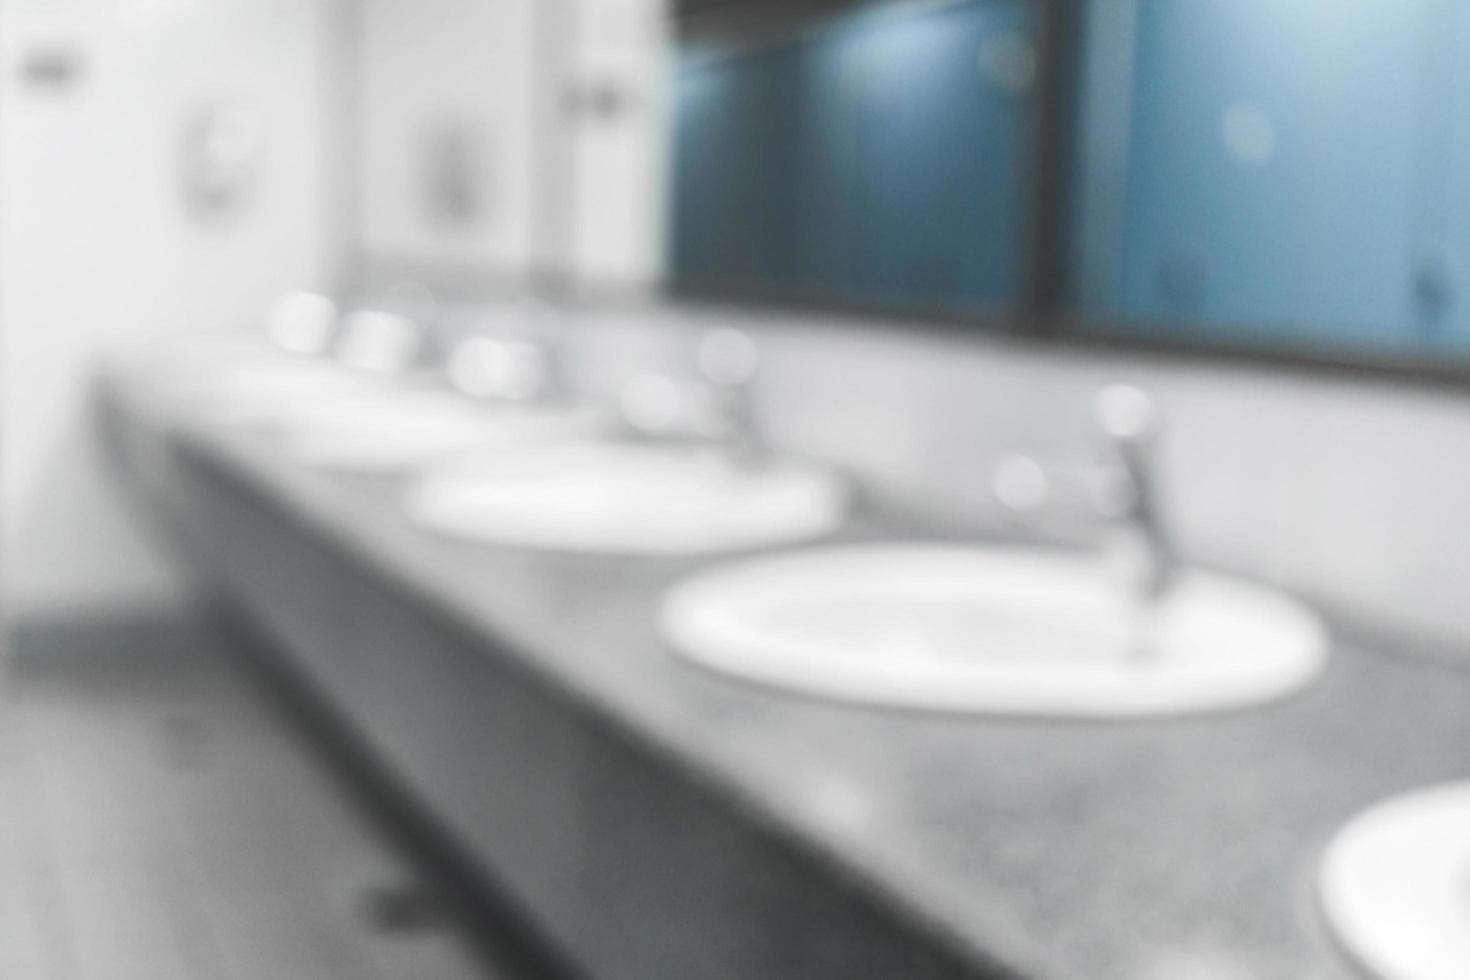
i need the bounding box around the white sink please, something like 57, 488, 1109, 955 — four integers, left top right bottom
404, 442, 848, 554
1320, 782, 1470, 980
278, 391, 604, 473
167, 358, 384, 426
660, 544, 1327, 717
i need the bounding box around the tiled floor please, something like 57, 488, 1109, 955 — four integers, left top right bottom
0, 613, 524, 980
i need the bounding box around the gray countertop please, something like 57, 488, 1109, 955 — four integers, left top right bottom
100, 350, 1470, 980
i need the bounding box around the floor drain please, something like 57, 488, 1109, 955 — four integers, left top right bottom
358, 883, 445, 935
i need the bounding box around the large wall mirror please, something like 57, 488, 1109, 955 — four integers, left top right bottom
669, 0, 1470, 375
672, 0, 1035, 313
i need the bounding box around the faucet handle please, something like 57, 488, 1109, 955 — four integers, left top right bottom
693, 329, 762, 454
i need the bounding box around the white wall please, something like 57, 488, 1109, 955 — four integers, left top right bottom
356, 0, 538, 275
0, 0, 340, 618
565, 0, 669, 292
0, 0, 665, 619
355, 0, 668, 290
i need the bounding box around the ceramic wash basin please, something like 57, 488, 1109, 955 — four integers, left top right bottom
1319, 782, 1470, 980
404, 442, 848, 555
276, 391, 605, 474
660, 543, 1327, 718
164, 356, 385, 426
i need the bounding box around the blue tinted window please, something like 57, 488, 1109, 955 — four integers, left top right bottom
1433, 4, 1470, 347
797, 0, 1032, 309
672, 0, 1470, 366
670, 0, 1033, 314
672, 44, 804, 292
1075, 0, 1470, 355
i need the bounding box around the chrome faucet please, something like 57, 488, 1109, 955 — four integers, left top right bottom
447, 334, 560, 403
617, 328, 764, 459
1091, 384, 1174, 599
694, 328, 762, 460
333, 281, 439, 375
445, 299, 571, 403
994, 384, 1175, 599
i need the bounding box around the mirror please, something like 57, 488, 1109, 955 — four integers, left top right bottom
666, 0, 1470, 373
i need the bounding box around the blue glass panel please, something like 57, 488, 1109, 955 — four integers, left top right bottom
670, 44, 803, 292
1116, 0, 1430, 349
797, 0, 1032, 310
791, 25, 865, 297
1436, 2, 1470, 347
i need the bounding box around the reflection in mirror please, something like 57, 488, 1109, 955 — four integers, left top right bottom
1070, 0, 1470, 359
668, 0, 1470, 372
670, 0, 1036, 315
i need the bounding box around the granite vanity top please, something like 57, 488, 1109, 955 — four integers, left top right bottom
98, 346, 1470, 980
